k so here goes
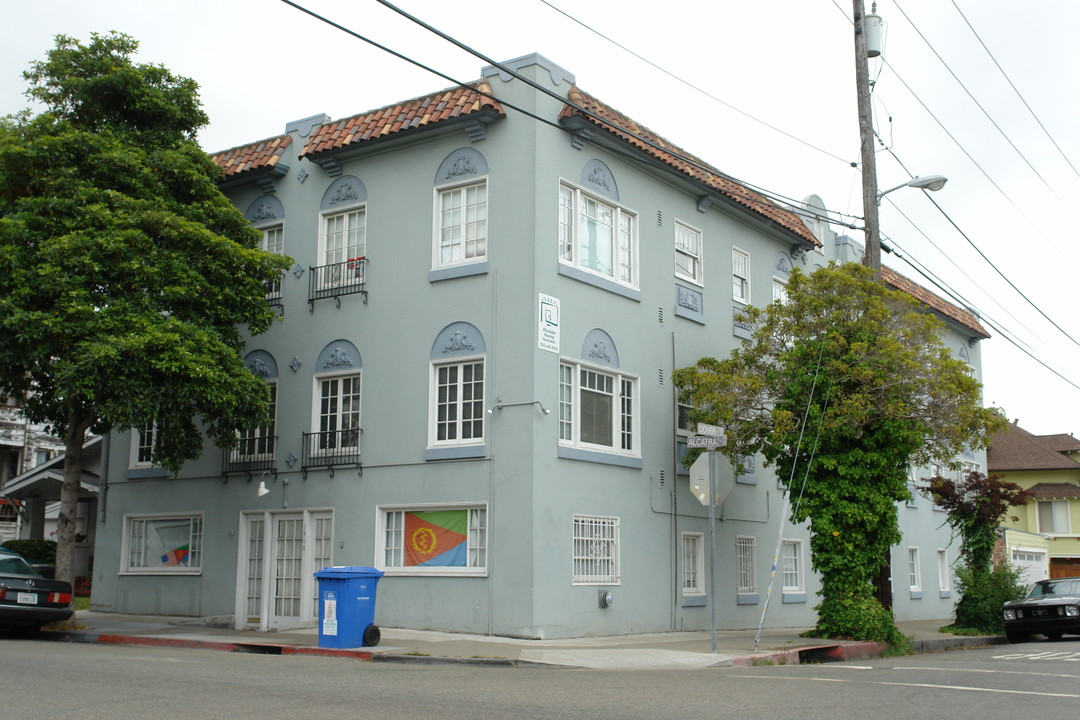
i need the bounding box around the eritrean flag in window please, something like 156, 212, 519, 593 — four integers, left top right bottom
405, 510, 468, 567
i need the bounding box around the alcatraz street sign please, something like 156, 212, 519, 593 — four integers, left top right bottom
687, 435, 726, 449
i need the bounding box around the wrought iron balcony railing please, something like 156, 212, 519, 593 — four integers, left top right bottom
302, 429, 362, 477
222, 435, 277, 475
309, 257, 367, 310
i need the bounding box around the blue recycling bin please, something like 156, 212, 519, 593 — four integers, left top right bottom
314, 566, 384, 648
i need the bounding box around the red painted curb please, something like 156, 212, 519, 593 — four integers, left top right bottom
281, 646, 375, 660
96, 634, 240, 652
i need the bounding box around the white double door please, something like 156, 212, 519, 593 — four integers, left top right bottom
236, 509, 333, 631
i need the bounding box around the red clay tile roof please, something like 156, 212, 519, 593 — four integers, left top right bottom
559, 87, 819, 248
988, 422, 1080, 472
882, 266, 989, 338
300, 81, 505, 160
210, 135, 292, 179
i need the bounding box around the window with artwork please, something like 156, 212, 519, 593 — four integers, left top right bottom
573, 514, 620, 584
558, 182, 637, 288
377, 505, 487, 576
122, 514, 203, 574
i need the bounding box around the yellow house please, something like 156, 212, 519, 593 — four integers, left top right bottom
989, 422, 1080, 578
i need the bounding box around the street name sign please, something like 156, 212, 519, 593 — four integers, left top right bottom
687, 436, 726, 448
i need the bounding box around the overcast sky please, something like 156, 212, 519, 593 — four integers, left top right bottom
4, 0, 1078, 439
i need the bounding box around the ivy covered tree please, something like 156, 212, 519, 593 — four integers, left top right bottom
0, 33, 291, 587
925, 471, 1031, 632
673, 263, 1003, 644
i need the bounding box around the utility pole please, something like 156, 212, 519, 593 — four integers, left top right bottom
853, 0, 881, 274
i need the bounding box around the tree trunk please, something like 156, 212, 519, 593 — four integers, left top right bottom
55, 409, 92, 589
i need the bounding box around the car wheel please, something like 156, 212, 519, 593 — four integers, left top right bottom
1005, 628, 1029, 644
10, 624, 42, 639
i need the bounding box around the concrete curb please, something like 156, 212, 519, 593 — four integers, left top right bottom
39, 628, 1010, 668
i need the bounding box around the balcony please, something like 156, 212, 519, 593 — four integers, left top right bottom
265, 275, 284, 314
223, 435, 277, 476
302, 429, 362, 477
309, 257, 367, 310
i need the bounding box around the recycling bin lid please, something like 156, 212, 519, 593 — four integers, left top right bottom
314, 565, 385, 578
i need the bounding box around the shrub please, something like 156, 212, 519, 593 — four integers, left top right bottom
953, 564, 1027, 633
1, 538, 57, 564
809, 592, 911, 650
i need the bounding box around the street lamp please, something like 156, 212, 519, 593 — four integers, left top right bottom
877, 175, 948, 204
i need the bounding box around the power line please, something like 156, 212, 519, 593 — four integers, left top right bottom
949, 0, 1080, 183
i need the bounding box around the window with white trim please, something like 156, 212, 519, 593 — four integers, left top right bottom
378, 505, 487, 576
431, 359, 485, 446
238, 382, 276, 460
130, 421, 158, 468
573, 514, 620, 584
732, 248, 750, 303
937, 549, 950, 593
736, 536, 757, 594
674, 220, 702, 285
558, 182, 637, 288
908, 547, 922, 591
122, 514, 203, 573
315, 373, 361, 452
261, 226, 285, 300
559, 360, 638, 455
320, 207, 366, 289
1038, 500, 1070, 534
435, 180, 487, 268
682, 532, 705, 596
781, 539, 803, 593
772, 278, 788, 304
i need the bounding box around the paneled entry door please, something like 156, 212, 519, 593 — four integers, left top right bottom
236, 509, 333, 631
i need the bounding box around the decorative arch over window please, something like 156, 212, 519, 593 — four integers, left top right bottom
427, 322, 487, 461
580, 328, 620, 368
432, 150, 489, 281
245, 350, 279, 379
315, 339, 363, 371
320, 176, 367, 210
245, 196, 285, 228
430, 322, 487, 359
581, 159, 618, 201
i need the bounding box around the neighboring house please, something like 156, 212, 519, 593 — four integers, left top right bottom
89, 54, 988, 637
1, 394, 68, 543
989, 421, 1080, 579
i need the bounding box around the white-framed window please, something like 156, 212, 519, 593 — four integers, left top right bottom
677, 402, 695, 436
377, 504, 488, 576
780, 539, 803, 593
736, 536, 757, 594
937, 549, 951, 593
261, 225, 285, 299
682, 532, 705, 596
961, 461, 980, 480
772, 278, 788, 304
573, 514, 620, 584
238, 382, 276, 460
122, 513, 203, 574
430, 358, 485, 446
435, 179, 487, 269
314, 372, 362, 452
558, 182, 637, 288
908, 547, 922, 591
732, 248, 750, 303
130, 421, 158, 468
559, 360, 639, 456
1038, 500, 1071, 534
322, 208, 366, 266
674, 220, 702, 285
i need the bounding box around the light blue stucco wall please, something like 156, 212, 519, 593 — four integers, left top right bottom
91, 54, 976, 637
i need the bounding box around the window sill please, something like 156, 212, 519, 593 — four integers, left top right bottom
682, 594, 707, 607
558, 264, 641, 302
126, 467, 170, 480
558, 446, 643, 469
939, 590, 952, 599
119, 569, 202, 576
425, 445, 487, 461
782, 592, 807, 604
909, 590, 923, 600
429, 261, 488, 283
737, 593, 759, 605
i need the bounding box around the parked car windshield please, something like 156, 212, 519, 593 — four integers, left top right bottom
0, 554, 42, 577
1028, 579, 1080, 598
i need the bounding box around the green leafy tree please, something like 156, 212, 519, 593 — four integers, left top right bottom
0, 33, 291, 587
673, 263, 1003, 643
925, 471, 1031, 631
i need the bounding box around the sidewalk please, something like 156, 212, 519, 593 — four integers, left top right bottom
37, 612, 1008, 670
